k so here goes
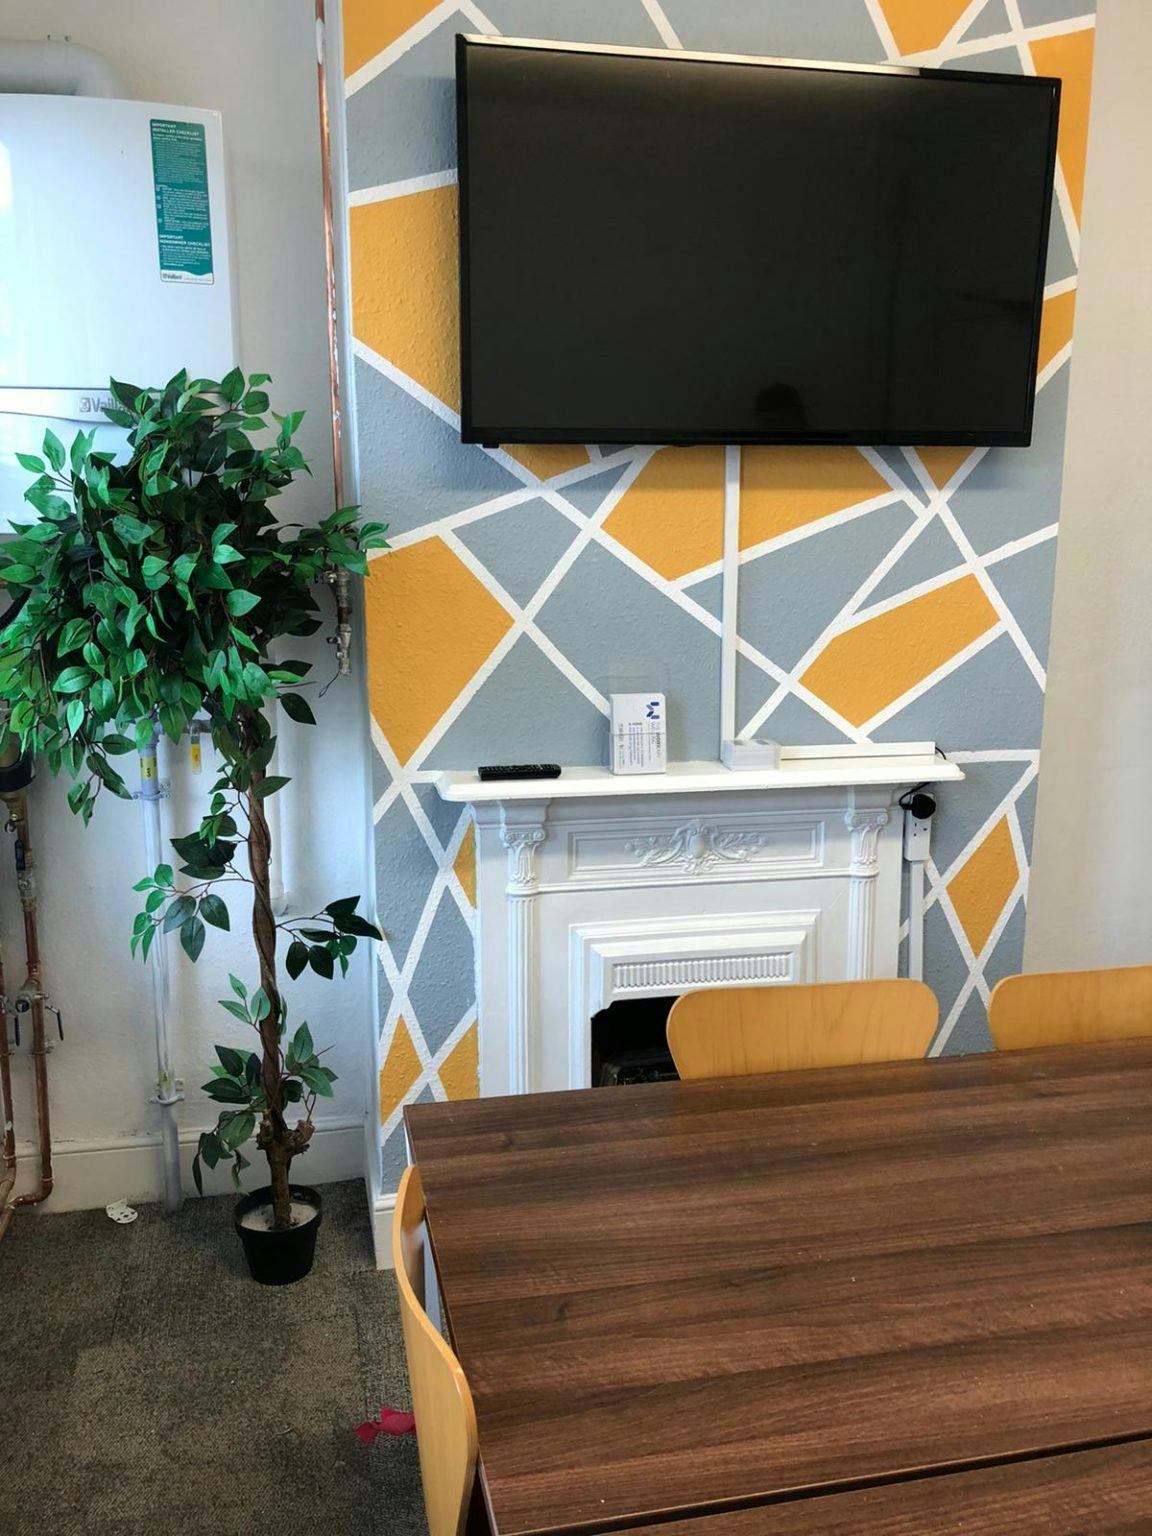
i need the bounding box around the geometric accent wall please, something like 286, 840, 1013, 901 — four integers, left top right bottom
339, 0, 1096, 1190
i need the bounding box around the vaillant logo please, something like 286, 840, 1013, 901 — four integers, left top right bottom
77, 393, 116, 416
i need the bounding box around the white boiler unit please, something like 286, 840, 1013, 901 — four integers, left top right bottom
0, 93, 238, 527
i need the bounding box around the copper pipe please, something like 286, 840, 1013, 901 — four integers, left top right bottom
314, 0, 354, 675
4, 790, 53, 1208
0, 708, 29, 1238
0, 936, 17, 1242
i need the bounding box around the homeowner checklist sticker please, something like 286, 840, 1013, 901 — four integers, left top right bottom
150, 119, 214, 284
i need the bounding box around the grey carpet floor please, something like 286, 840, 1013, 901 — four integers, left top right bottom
0, 1180, 427, 1536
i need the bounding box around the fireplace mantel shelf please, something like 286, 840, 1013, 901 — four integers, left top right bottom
435, 744, 963, 804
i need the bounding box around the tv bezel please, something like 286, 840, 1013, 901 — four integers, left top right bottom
456, 34, 1062, 449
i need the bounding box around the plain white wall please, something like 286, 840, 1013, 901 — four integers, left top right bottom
1026, 0, 1152, 970
1, 1, 376, 1205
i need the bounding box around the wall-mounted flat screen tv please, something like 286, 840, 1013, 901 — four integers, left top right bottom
456, 37, 1061, 448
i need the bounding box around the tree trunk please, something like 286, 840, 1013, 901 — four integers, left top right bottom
242, 711, 293, 1230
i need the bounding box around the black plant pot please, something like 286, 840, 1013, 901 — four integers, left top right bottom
233, 1184, 322, 1286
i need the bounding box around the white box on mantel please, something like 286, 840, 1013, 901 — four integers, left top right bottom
610, 693, 667, 774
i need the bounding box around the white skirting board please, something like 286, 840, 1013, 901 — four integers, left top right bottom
371, 1190, 397, 1270
364, 1105, 397, 1269
9, 1114, 367, 1214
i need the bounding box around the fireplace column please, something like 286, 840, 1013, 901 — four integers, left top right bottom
500, 804, 548, 1094
844, 806, 891, 980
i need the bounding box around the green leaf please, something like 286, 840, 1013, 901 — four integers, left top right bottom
199, 893, 230, 931
288, 1021, 314, 1067
180, 916, 206, 962
285, 940, 308, 980
219, 1110, 255, 1151
203, 1076, 247, 1104
220, 367, 245, 403
327, 902, 382, 939
299, 1063, 336, 1097
42, 429, 65, 472
253, 774, 289, 800
15, 452, 45, 474
218, 999, 249, 1024
109, 377, 143, 412
112, 513, 152, 546
162, 894, 196, 933
156, 863, 174, 887
65, 698, 84, 736
57, 618, 89, 656
308, 945, 334, 980
215, 1044, 246, 1077
229, 974, 247, 1001
249, 987, 270, 1023
225, 589, 261, 617
279, 692, 315, 726
53, 666, 91, 695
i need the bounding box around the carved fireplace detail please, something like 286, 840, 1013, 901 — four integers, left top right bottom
436, 750, 962, 1097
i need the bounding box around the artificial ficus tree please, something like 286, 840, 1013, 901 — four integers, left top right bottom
0, 369, 388, 1228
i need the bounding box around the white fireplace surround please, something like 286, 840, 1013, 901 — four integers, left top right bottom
436, 746, 963, 1097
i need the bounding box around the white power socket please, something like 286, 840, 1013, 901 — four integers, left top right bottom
903, 810, 933, 863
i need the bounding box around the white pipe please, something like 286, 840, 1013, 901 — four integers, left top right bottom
264, 734, 288, 913
0, 39, 125, 97
908, 860, 925, 982
719, 444, 740, 750
138, 735, 182, 1215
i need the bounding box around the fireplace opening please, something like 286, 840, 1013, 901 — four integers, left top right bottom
591, 996, 680, 1087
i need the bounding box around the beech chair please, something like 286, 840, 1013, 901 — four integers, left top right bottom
988, 964, 1152, 1051
393, 1164, 481, 1536
666, 979, 938, 1080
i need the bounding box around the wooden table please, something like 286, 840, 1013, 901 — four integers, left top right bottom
619, 1443, 1152, 1534
404, 1039, 1152, 1535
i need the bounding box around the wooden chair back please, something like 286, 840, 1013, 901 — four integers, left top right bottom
988, 965, 1152, 1050
666, 979, 938, 1079
392, 1165, 479, 1536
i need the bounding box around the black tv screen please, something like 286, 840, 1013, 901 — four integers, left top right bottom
456, 37, 1061, 448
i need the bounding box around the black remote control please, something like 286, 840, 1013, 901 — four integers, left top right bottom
477, 763, 562, 781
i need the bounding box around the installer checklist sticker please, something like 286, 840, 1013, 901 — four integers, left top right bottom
150, 119, 214, 284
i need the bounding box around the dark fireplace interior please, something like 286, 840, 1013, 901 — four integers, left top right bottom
591, 996, 681, 1087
